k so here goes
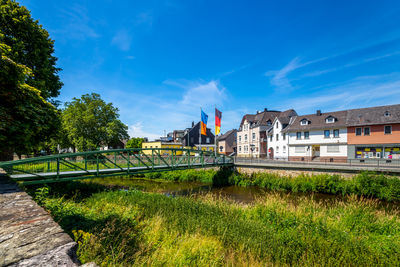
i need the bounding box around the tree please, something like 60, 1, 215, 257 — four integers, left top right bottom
0, 0, 63, 100
126, 137, 144, 149
62, 93, 129, 151
0, 0, 62, 159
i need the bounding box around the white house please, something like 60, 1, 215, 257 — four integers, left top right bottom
284, 110, 348, 162
267, 109, 297, 160
237, 108, 280, 158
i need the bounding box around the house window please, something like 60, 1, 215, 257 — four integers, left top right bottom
355, 128, 362, 136
206, 137, 210, 143
304, 131, 309, 139
300, 119, 308, 125
245, 134, 247, 141
296, 132, 301, 139
270, 135, 272, 142
327, 145, 340, 153
276, 134, 279, 141
239, 136, 242, 142
245, 145, 248, 152
283, 145, 286, 153
282, 133, 286, 140
276, 122, 278, 128
385, 125, 392, 134
252, 133, 256, 141
239, 146, 242, 152
326, 117, 335, 123
295, 146, 305, 153
333, 129, 339, 138
324, 130, 330, 138
276, 146, 279, 153
364, 127, 370, 136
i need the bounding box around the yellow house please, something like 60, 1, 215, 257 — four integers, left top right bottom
194, 144, 215, 152
142, 141, 184, 155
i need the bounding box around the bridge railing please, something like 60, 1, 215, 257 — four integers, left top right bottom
0, 148, 233, 184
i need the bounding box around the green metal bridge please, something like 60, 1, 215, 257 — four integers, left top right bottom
0, 148, 233, 185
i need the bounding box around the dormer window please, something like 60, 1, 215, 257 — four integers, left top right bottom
300, 119, 309, 126
384, 111, 391, 117
325, 116, 336, 123
267, 120, 272, 126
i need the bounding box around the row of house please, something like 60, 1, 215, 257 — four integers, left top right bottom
236, 104, 400, 161
142, 121, 217, 152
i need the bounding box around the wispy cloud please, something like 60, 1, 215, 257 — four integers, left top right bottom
179, 80, 226, 107
112, 29, 132, 51
57, 4, 100, 40
265, 57, 302, 90
136, 11, 153, 27
128, 122, 160, 140
280, 73, 400, 113
303, 51, 400, 77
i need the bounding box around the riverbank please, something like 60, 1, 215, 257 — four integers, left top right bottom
136, 169, 400, 202
30, 179, 400, 266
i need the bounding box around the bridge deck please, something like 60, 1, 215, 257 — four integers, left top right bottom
9, 162, 221, 180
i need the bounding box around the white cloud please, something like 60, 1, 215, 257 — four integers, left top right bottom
179, 80, 226, 107
57, 4, 100, 40
128, 122, 160, 140
265, 57, 301, 90
279, 73, 400, 113
112, 30, 132, 51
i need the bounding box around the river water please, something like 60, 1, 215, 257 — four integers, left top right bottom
87, 176, 374, 207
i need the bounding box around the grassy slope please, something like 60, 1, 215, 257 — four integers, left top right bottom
34, 179, 400, 266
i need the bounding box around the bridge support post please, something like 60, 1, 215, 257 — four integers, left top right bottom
152, 149, 154, 171
127, 151, 130, 174
96, 154, 99, 176
56, 158, 60, 180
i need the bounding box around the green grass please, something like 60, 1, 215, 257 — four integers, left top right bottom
32, 179, 400, 266
139, 169, 400, 202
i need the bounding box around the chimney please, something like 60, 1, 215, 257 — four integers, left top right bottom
316, 110, 321, 116
264, 108, 268, 112
192, 121, 194, 127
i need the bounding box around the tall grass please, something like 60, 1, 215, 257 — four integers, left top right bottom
141, 169, 400, 202
35, 181, 400, 266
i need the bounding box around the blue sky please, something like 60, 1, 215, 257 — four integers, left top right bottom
21, 0, 400, 140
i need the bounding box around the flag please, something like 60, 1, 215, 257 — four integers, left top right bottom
201, 109, 208, 136
215, 108, 222, 135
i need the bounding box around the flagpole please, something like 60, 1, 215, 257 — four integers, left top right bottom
199, 107, 202, 152
215, 105, 217, 157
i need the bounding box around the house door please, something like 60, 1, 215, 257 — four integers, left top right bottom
312, 145, 320, 157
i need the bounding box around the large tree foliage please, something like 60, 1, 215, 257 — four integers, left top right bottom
0, 0, 62, 159
62, 93, 129, 151
0, 52, 60, 159
0, 0, 63, 99
126, 137, 145, 149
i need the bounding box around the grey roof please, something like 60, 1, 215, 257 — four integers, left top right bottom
217, 129, 237, 141
276, 109, 297, 128
239, 110, 281, 129
346, 104, 400, 126
284, 110, 347, 132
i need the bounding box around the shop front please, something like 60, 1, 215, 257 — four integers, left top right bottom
354, 145, 400, 159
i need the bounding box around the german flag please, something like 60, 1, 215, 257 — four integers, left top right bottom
215, 108, 222, 135
201, 109, 208, 136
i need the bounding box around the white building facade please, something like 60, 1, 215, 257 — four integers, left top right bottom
267, 110, 297, 160
237, 109, 280, 158
285, 110, 348, 162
